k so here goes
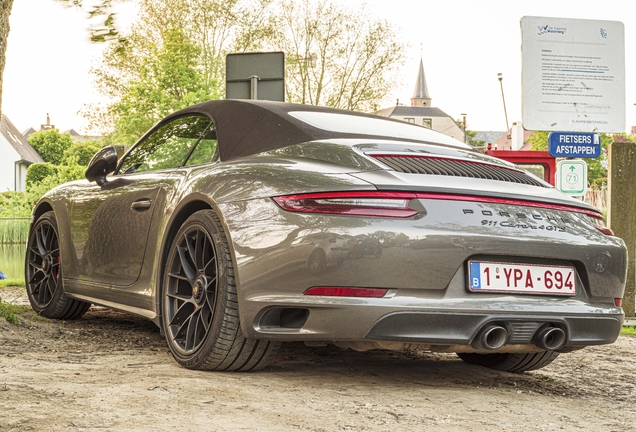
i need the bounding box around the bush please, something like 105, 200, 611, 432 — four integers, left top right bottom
26, 163, 58, 187
62, 140, 103, 166
27, 129, 73, 165
0, 191, 32, 218
590, 177, 607, 190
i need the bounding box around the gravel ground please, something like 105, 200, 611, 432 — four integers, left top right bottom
1, 286, 635, 431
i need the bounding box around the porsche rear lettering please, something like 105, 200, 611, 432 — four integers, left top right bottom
463, 208, 571, 227
481, 220, 566, 231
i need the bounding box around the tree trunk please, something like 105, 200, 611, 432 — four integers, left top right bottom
0, 0, 14, 118
608, 137, 636, 318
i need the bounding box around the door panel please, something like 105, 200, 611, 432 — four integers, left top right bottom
68, 173, 166, 286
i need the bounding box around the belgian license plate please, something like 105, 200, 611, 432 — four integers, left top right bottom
469, 261, 576, 295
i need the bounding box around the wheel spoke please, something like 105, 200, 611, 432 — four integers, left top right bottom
203, 254, 216, 273
37, 278, 46, 304
168, 300, 194, 328
185, 310, 200, 351
185, 234, 197, 269
173, 314, 192, 344
177, 246, 196, 281
194, 229, 203, 272
45, 276, 56, 303
35, 226, 46, 257
28, 269, 43, 285
43, 224, 52, 252
28, 258, 44, 273
168, 272, 190, 282
199, 307, 211, 332
166, 292, 190, 302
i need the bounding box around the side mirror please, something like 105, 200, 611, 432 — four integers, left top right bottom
85, 146, 118, 186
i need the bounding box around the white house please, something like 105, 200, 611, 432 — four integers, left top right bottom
0, 114, 44, 192
375, 58, 464, 142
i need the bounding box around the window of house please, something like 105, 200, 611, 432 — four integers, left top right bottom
404, 118, 415, 124
422, 118, 432, 129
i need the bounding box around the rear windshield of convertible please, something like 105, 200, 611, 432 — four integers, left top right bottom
288, 111, 470, 149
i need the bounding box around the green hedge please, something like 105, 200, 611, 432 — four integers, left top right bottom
26, 162, 58, 186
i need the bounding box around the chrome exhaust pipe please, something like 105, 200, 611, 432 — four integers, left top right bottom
471, 325, 508, 351
533, 327, 566, 351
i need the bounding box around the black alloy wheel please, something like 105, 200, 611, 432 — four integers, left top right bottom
164, 221, 218, 355
25, 211, 90, 319
162, 210, 280, 371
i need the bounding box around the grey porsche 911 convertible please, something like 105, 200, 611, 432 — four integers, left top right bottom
25, 100, 626, 372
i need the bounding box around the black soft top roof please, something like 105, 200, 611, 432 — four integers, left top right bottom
163, 99, 464, 161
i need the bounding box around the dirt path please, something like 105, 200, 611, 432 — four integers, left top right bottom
1, 286, 635, 431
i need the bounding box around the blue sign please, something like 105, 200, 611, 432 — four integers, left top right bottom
548, 132, 601, 158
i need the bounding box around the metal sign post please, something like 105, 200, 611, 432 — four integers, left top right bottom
226, 52, 285, 101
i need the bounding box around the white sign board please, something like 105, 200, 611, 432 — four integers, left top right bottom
521, 16, 625, 133
557, 159, 587, 196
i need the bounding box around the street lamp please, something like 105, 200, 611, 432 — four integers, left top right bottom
460, 113, 467, 144
498, 73, 511, 145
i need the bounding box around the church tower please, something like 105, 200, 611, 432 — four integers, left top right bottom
410, 58, 432, 107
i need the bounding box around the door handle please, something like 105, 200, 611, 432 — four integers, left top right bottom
131, 199, 152, 211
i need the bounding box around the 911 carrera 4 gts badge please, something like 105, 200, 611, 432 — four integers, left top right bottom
463, 209, 570, 232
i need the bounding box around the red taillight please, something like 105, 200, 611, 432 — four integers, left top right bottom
412, 192, 605, 220
595, 225, 615, 236
273, 191, 606, 222
304, 287, 388, 298
273, 192, 418, 218
615, 298, 622, 307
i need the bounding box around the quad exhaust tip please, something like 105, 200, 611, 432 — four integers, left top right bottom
533, 327, 566, 351
471, 325, 508, 351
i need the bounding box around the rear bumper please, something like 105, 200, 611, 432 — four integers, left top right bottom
364, 311, 623, 346
244, 268, 624, 350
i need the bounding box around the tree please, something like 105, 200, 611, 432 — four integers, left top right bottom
85, 0, 406, 137
105, 28, 215, 144
27, 129, 74, 165
276, 0, 405, 112
0, 0, 15, 118
455, 118, 485, 148
62, 140, 103, 165
85, 0, 275, 137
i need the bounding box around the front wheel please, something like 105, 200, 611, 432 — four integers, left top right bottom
25, 211, 91, 319
456, 351, 560, 372
162, 210, 279, 371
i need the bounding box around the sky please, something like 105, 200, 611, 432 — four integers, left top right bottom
3, 0, 635, 135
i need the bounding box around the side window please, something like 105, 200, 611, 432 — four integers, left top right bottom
185, 121, 219, 166
119, 115, 212, 174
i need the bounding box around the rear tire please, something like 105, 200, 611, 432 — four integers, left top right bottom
456, 351, 560, 372
25, 211, 91, 319
162, 210, 279, 371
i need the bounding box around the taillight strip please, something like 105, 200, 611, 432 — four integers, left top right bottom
273, 191, 418, 218
273, 191, 605, 221
412, 192, 605, 221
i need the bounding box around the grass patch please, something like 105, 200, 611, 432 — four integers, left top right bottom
536, 375, 554, 382
0, 300, 30, 324
620, 326, 636, 336
0, 218, 30, 244
0, 279, 25, 288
